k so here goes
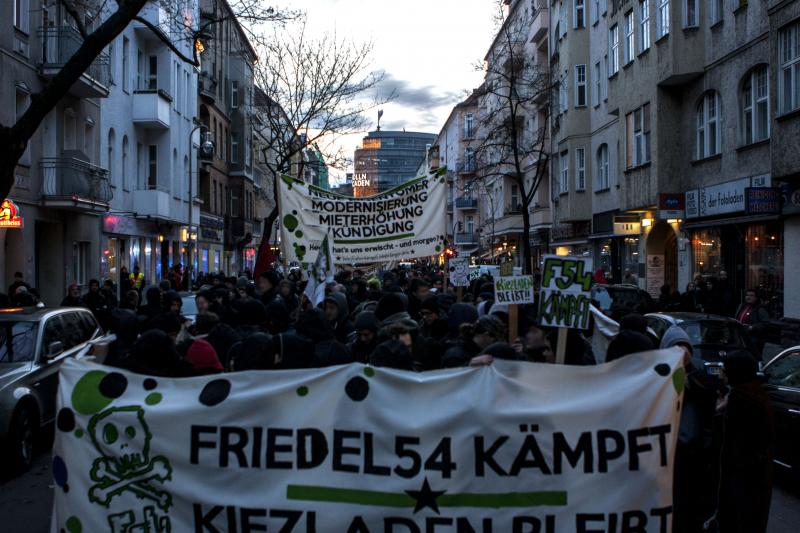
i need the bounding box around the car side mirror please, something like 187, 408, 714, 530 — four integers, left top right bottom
47, 341, 64, 359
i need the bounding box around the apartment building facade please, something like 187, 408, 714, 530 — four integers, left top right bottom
196, 0, 258, 275
1, 0, 111, 305
99, 0, 199, 288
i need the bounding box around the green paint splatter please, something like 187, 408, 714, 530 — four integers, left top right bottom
74, 428, 84, 438
283, 214, 299, 231
145, 393, 163, 405
435, 245, 441, 252
66, 516, 82, 533
71, 370, 111, 415
672, 367, 686, 394
363, 367, 375, 378
295, 230, 304, 238
293, 243, 307, 261
296, 386, 309, 397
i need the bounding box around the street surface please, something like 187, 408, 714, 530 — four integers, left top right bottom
1, 448, 798, 532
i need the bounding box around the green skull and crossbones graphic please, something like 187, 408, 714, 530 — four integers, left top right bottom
87, 406, 173, 511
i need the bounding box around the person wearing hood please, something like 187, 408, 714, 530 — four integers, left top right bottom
295, 308, 352, 367
265, 298, 291, 334
419, 295, 448, 341
593, 268, 608, 285
278, 279, 300, 315
407, 279, 431, 322
370, 339, 414, 371
711, 352, 774, 533
126, 330, 194, 377
348, 311, 379, 363
605, 330, 654, 362
186, 339, 224, 375
442, 315, 505, 368
324, 293, 353, 344
661, 326, 717, 533
82, 279, 111, 329
228, 333, 278, 371
103, 309, 139, 369
257, 270, 281, 305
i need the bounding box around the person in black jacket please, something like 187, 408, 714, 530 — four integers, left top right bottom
295, 308, 352, 367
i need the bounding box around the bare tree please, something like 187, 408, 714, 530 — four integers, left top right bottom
473, 1, 551, 274
0, 0, 294, 201
251, 20, 393, 251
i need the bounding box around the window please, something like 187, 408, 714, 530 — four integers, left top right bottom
63, 109, 76, 150
511, 184, 519, 209
593, 62, 601, 106
122, 37, 129, 91
592, 0, 600, 24
212, 181, 217, 213
231, 189, 239, 217
697, 92, 721, 159
14, 0, 29, 33
559, 151, 569, 194
574, 0, 585, 28
657, 0, 669, 39
639, 0, 650, 51
185, 71, 190, 116
624, 11, 635, 64
559, 70, 569, 112
626, 103, 651, 167
464, 147, 475, 172
15, 86, 30, 166
575, 65, 587, 107
75, 242, 90, 286
148, 145, 158, 189
684, 0, 697, 27
602, 56, 609, 99
172, 149, 178, 196
148, 55, 157, 90
464, 113, 474, 138
175, 63, 180, 110
780, 22, 800, 114
576, 148, 585, 190
742, 66, 770, 144
107, 129, 115, 186
231, 133, 239, 164
609, 25, 619, 75
596, 144, 609, 190
765, 351, 800, 388
232, 80, 239, 109
560, 1, 567, 37
184, 156, 189, 200
601, 0, 607, 15
122, 136, 129, 190
709, 0, 723, 26
84, 121, 94, 163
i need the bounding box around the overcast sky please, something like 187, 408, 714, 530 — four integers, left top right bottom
294, 0, 498, 183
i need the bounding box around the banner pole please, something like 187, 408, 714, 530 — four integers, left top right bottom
556, 327, 568, 364
508, 304, 519, 343
457, 285, 463, 303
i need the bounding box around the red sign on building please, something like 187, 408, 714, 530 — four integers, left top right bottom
0, 199, 23, 228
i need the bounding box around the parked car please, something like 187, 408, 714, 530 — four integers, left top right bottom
0, 307, 105, 473
645, 312, 757, 383
591, 284, 655, 321
762, 346, 800, 477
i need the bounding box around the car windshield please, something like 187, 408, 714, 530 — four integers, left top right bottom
182, 297, 198, 316
678, 321, 748, 348
0, 320, 39, 364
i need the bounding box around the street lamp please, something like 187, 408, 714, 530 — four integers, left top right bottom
188, 124, 214, 278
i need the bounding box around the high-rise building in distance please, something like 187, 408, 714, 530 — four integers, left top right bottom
352, 130, 436, 196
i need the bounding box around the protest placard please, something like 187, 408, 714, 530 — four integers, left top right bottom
494, 275, 535, 304
538, 255, 593, 330
53, 351, 684, 532
448, 257, 470, 287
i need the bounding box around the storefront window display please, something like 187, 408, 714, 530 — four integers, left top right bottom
691, 229, 722, 277
214, 250, 221, 273
621, 237, 640, 278
554, 244, 592, 257
201, 249, 209, 274
746, 223, 783, 315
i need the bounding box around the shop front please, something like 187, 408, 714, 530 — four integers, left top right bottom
591, 211, 641, 284
101, 214, 185, 291
549, 222, 591, 258
198, 213, 225, 275
683, 175, 783, 316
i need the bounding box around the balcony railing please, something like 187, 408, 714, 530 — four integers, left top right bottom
456, 196, 478, 209
455, 232, 479, 244
199, 71, 218, 101
457, 159, 477, 174
40, 158, 112, 204
39, 26, 111, 92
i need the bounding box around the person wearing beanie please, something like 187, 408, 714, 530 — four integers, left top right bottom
714, 350, 774, 533
186, 339, 224, 374
660, 325, 693, 352
228, 333, 277, 371
348, 311, 379, 363
605, 330, 654, 362
419, 295, 448, 341
374, 293, 407, 322
323, 293, 353, 344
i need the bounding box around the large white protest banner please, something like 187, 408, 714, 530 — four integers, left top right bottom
52, 352, 685, 532
278, 170, 447, 265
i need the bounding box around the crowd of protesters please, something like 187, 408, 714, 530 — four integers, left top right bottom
0, 262, 777, 532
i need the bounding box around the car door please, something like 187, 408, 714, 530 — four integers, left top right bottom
763, 349, 800, 471
28, 313, 65, 424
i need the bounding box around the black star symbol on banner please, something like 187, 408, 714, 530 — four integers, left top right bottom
405, 477, 447, 514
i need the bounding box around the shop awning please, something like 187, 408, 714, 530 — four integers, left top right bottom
682, 214, 780, 229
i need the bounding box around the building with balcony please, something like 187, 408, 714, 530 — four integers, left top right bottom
196, 0, 258, 274
99, 0, 199, 287
1, 1, 111, 304
430, 88, 483, 257
353, 130, 436, 197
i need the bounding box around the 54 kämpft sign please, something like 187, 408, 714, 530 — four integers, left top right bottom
538, 255, 593, 330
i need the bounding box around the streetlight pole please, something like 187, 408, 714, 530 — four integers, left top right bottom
189, 124, 212, 284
